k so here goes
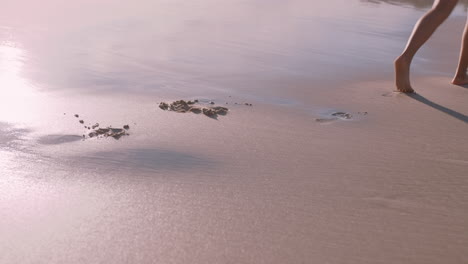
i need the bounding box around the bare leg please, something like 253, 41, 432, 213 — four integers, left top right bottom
452, 17, 468, 85
395, 0, 458, 93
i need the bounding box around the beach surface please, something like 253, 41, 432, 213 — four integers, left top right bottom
1, 1, 467, 263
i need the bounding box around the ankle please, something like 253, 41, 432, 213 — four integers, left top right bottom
395, 54, 411, 64
454, 72, 467, 80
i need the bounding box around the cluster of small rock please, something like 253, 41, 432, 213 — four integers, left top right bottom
65, 97, 253, 141
159, 100, 229, 118
87, 126, 129, 140
71, 113, 130, 140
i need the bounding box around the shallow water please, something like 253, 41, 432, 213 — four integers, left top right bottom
1, 0, 465, 97
1, 0, 466, 123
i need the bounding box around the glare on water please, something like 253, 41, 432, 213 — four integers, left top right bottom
0, 42, 40, 122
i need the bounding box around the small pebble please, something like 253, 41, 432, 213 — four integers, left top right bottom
79, 120, 84, 124
74, 114, 79, 118
123, 125, 130, 130
210, 101, 215, 105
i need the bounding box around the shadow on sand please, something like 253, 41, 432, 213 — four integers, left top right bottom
407, 93, 468, 124
74, 148, 218, 173
0, 122, 32, 150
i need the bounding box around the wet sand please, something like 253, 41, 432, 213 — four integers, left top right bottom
1, 76, 467, 264
1, 1, 468, 263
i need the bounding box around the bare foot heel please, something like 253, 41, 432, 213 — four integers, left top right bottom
451, 76, 468, 85
395, 56, 415, 93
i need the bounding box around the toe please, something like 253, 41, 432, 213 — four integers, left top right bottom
397, 87, 414, 93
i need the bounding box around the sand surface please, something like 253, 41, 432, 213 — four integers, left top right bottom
1, 1, 468, 263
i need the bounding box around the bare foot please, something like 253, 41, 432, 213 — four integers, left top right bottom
451, 75, 468, 85
394, 56, 415, 93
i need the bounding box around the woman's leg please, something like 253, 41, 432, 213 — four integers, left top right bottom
395, 0, 458, 93
452, 17, 468, 85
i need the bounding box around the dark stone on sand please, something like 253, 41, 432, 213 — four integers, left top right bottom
211, 106, 228, 115
79, 120, 84, 124
203, 106, 228, 118
74, 114, 79, 118
123, 125, 130, 130
202, 108, 216, 117
87, 127, 128, 140
159, 102, 169, 110
169, 100, 191, 113
189, 107, 202, 114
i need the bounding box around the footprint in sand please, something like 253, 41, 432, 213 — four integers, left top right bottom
382, 91, 405, 97
316, 111, 368, 123
363, 195, 412, 214
316, 111, 354, 123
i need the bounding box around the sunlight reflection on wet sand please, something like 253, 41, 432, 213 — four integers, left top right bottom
0, 43, 41, 123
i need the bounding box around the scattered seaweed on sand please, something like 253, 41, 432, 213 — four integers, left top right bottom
159, 100, 229, 119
